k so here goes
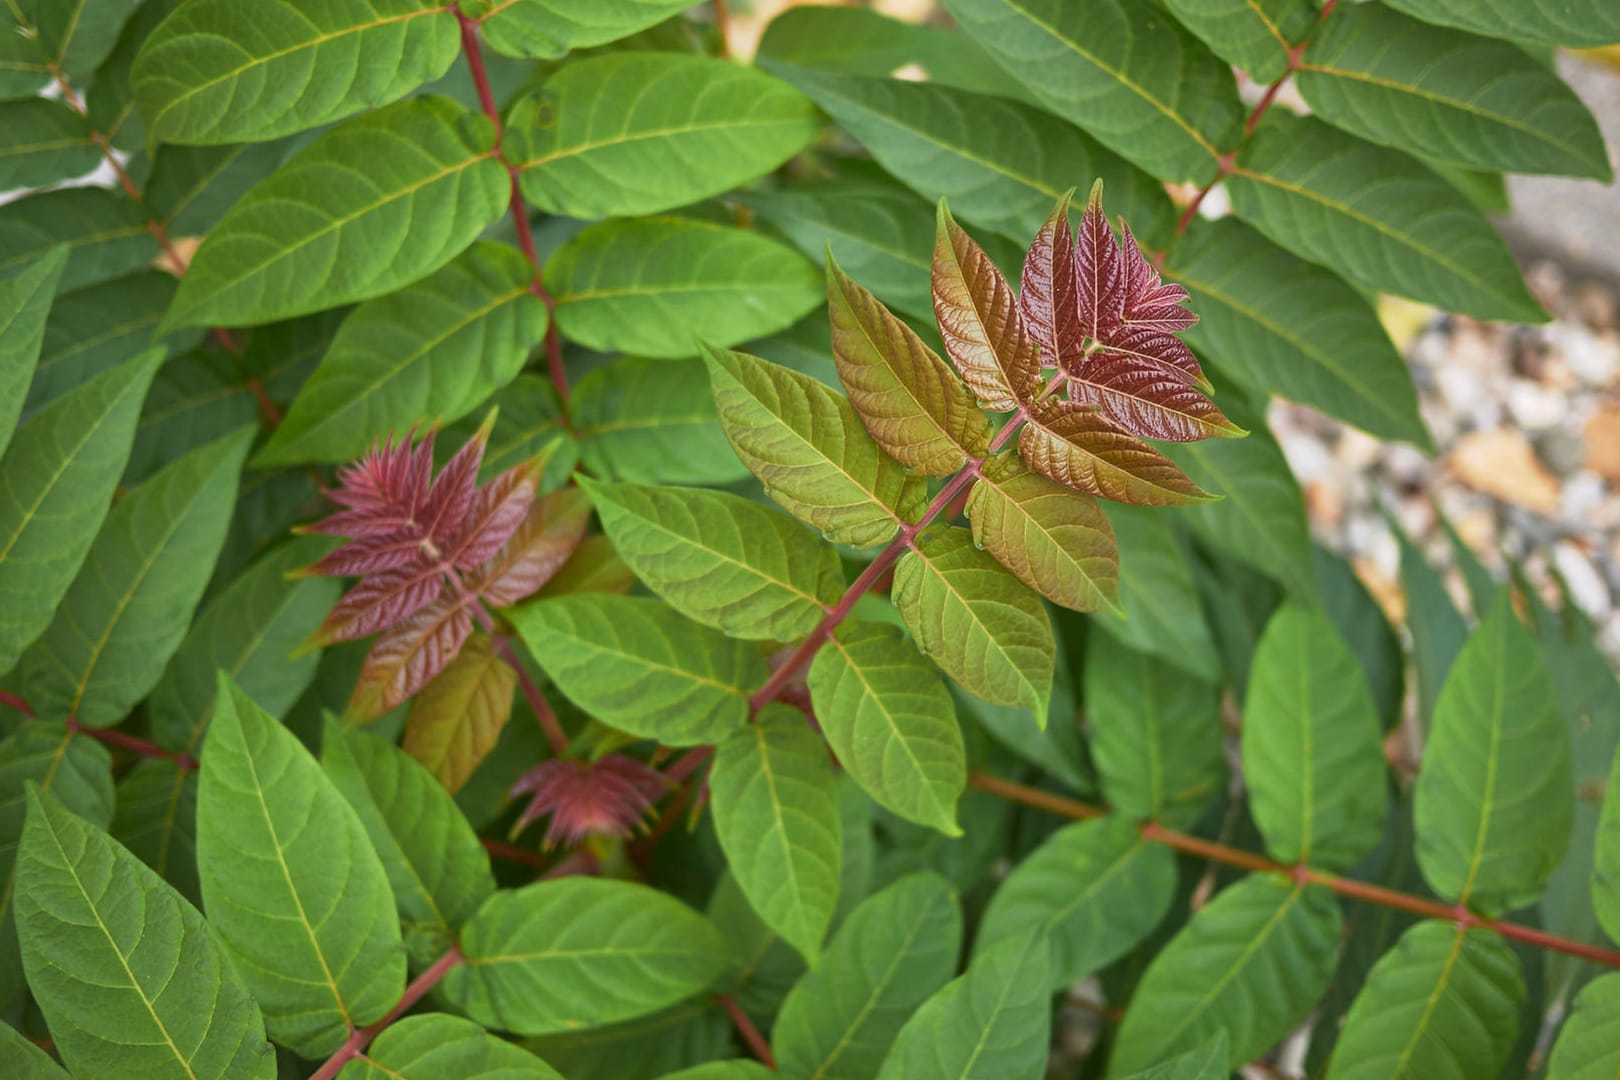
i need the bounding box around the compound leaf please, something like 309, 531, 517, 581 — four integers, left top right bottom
444, 877, 727, 1036
1414, 590, 1573, 915
508, 53, 816, 218
976, 818, 1175, 987
547, 218, 820, 359
711, 705, 843, 966
167, 97, 508, 330
197, 676, 405, 1057
583, 477, 842, 643
16, 786, 276, 1080
508, 594, 763, 746
132, 0, 461, 144
807, 619, 966, 836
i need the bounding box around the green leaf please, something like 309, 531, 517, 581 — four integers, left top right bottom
146, 141, 294, 236
508, 594, 764, 746
166, 97, 508, 330
1160, 0, 1315, 82
508, 53, 815, 218
132, 0, 461, 144
1083, 632, 1223, 829
444, 877, 727, 1035
0, 722, 113, 1010
1592, 745, 1620, 943
702, 344, 923, 548
1392, 518, 1468, 730
1108, 876, 1343, 1075
892, 525, 1053, 724
0, 1019, 70, 1079
711, 704, 843, 966
1164, 399, 1315, 600
876, 930, 1051, 1080
8, 0, 142, 82
256, 241, 547, 466
966, 453, 1118, 614
1298, 4, 1609, 181
765, 64, 1174, 247
0, 188, 158, 294
1381, 0, 1620, 50
1117, 1035, 1228, 1080
1415, 590, 1573, 915
1165, 217, 1430, 449
0, 348, 161, 679
340, 1012, 563, 1078
455, 373, 575, 487
1314, 544, 1406, 729
1227, 114, 1545, 323
0, 13, 48, 101
197, 676, 405, 1056
547, 218, 821, 359
755, 4, 1035, 104
1326, 922, 1524, 1080
572, 356, 748, 487
321, 721, 495, 961
827, 253, 991, 475
657, 1064, 775, 1080
477, 0, 692, 59
148, 538, 338, 755
1243, 605, 1388, 870
772, 872, 962, 1080
26, 271, 202, 420
807, 620, 966, 836
1547, 972, 1620, 1079
110, 758, 200, 906
743, 180, 1015, 325
1093, 504, 1222, 682
582, 478, 842, 642
0, 246, 68, 460
16, 786, 276, 1080
939, 0, 1241, 184
20, 427, 252, 726
0, 99, 97, 189
976, 817, 1175, 987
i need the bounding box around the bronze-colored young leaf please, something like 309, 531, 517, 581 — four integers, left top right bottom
346, 591, 475, 724
1018, 398, 1215, 506
1065, 350, 1242, 442
966, 453, 1119, 613
469, 488, 593, 608
403, 631, 517, 794
1020, 191, 1082, 370
826, 252, 991, 475
931, 202, 1041, 412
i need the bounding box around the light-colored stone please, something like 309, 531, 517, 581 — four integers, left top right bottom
1554, 540, 1611, 618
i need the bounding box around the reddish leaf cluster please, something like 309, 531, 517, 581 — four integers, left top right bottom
301, 417, 578, 721
508, 754, 668, 849
933, 182, 1240, 506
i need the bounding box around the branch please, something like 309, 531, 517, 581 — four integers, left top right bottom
456, 8, 571, 406
717, 992, 777, 1069
309, 945, 466, 1080
59, 717, 198, 772
969, 771, 1620, 971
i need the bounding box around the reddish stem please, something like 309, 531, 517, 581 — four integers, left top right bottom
0, 690, 35, 717
491, 633, 570, 758
309, 946, 465, 1080
665, 746, 715, 785
481, 837, 548, 869
969, 772, 1620, 971
457, 8, 570, 405
64, 717, 197, 772
718, 992, 777, 1069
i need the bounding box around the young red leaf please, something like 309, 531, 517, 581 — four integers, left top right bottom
347, 591, 476, 722
932, 200, 1042, 413
470, 487, 593, 608
827, 249, 991, 475
1065, 350, 1244, 442
403, 630, 517, 793
308, 428, 435, 538
1018, 398, 1215, 506
1119, 220, 1196, 334
447, 460, 538, 569
508, 754, 669, 849
417, 411, 495, 548
1019, 189, 1082, 370
312, 561, 447, 645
